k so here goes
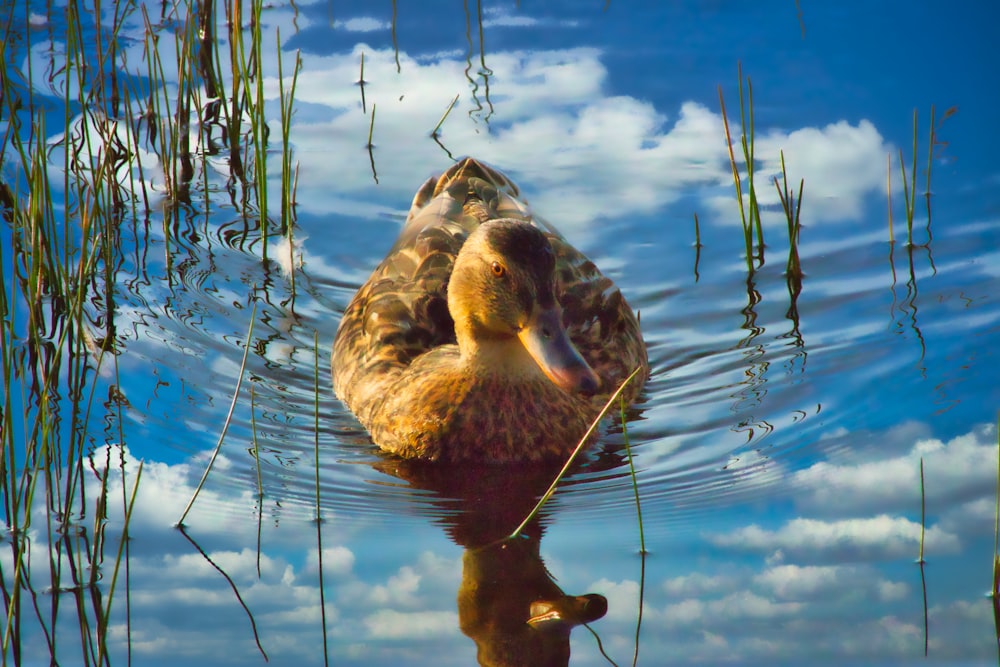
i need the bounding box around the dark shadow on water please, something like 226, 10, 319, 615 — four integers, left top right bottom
373, 457, 613, 667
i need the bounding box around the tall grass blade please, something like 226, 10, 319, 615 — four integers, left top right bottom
887, 152, 894, 244
918, 456, 928, 657
177, 298, 259, 525
97, 459, 144, 666
357, 51, 368, 113
251, 385, 265, 578
313, 331, 330, 667
620, 397, 646, 667
509, 366, 644, 540
367, 103, 379, 184
431, 93, 461, 137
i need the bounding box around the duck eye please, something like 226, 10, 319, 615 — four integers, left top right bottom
490, 261, 506, 278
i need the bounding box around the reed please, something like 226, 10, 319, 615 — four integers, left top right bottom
509, 366, 645, 540
917, 457, 928, 656
3, 0, 304, 661
1, 0, 149, 658
693, 212, 702, 281
718, 63, 764, 273
367, 103, 379, 183
277, 30, 302, 306
357, 51, 368, 113
177, 299, 258, 526
887, 152, 895, 243
432, 93, 461, 137
898, 109, 919, 246
895, 105, 953, 248
773, 150, 804, 279
620, 396, 647, 667
313, 331, 330, 667
251, 384, 266, 578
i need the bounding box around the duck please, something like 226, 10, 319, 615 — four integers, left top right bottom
332, 157, 648, 462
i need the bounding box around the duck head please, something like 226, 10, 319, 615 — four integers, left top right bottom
448, 219, 600, 395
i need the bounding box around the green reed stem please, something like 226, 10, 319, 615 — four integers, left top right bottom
357, 51, 368, 113
887, 152, 894, 244
250, 384, 265, 578
909, 108, 918, 244
717, 87, 749, 265
509, 366, 645, 540
718, 64, 766, 274
583, 623, 620, 667
738, 63, 764, 259
918, 456, 929, 656
925, 105, 935, 229
620, 397, 646, 555
313, 331, 330, 667
367, 102, 377, 149
773, 150, 804, 278
620, 396, 647, 667
177, 298, 259, 525
918, 457, 926, 564
431, 93, 460, 137
97, 460, 144, 666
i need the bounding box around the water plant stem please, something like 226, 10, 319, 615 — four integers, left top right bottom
508, 366, 644, 540
718, 63, 764, 273
620, 396, 647, 667
918, 456, 928, 657
431, 93, 460, 137
177, 299, 259, 526
313, 331, 330, 667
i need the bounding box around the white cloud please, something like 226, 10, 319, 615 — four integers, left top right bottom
662, 571, 738, 597
709, 515, 960, 562
661, 591, 804, 626
753, 564, 849, 600
753, 563, 910, 604
337, 17, 390, 32
481, 5, 581, 29
304, 545, 357, 576
268, 45, 889, 233
792, 423, 998, 518
363, 609, 459, 639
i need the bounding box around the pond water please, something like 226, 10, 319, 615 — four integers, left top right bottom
3, 0, 1000, 665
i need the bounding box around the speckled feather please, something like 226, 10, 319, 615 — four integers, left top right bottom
332, 158, 648, 461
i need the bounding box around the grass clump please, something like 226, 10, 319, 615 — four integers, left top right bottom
718, 62, 764, 273
1, 0, 303, 662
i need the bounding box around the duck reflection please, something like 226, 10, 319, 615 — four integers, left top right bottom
374, 457, 612, 667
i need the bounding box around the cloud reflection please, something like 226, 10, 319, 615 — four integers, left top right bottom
9, 416, 993, 664
278, 45, 890, 231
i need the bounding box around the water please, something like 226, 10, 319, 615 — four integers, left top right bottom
2, 1, 999, 665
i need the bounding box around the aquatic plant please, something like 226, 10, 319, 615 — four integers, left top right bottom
718, 63, 764, 273
0, 0, 303, 661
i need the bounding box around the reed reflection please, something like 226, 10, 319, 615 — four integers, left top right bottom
375, 458, 613, 667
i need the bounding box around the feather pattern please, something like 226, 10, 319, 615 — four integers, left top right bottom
332, 158, 647, 461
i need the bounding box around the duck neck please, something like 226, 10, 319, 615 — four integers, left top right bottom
457, 329, 547, 385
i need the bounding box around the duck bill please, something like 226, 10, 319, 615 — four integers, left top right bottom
518, 307, 600, 395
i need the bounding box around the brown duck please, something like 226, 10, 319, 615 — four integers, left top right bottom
332, 158, 647, 462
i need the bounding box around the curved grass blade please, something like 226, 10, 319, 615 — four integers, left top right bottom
177, 298, 258, 526
508, 365, 644, 540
